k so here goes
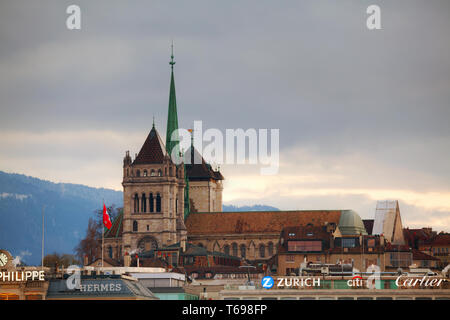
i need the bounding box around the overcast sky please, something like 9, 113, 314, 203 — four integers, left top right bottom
0, 0, 449, 231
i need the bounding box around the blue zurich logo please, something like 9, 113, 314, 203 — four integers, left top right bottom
261, 276, 274, 289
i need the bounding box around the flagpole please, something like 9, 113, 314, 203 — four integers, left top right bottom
102, 200, 104, 269
41, 205, 45, 269
102, 223, 104, 268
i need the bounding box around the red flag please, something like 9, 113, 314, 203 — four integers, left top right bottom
103, 203, 112, 229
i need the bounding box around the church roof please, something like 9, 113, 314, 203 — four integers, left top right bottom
186, 210, 343, 235
105, 210, 123, 238
133, 126, 168, 164
281, 225, 333, 240
184, 146, 224, 181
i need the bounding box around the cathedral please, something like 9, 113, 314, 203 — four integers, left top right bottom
103, 50, 389, 267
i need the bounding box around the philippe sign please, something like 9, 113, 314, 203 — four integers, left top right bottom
0, 249, 46, 282
0, 270, 45, 282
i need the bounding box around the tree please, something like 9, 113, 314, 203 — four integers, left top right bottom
74, 205, 121, 265
74, 217, 101, 265
43, 253, 79, 269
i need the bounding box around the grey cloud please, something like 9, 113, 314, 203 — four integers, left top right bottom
0, 1, 449, 228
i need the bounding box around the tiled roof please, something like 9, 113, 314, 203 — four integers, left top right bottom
105, 210, 123, 238
186, 210, 342, 235
403, 228, 432, 242
173, 265, 264, 276
138, 242, 240, 260
88, 257, 121, 267
385, 243, 411, 252
133, 127, 167, 164
281, 225, 332, 240
138, 258, 168, 268
412, 249, 440, 261
363, 219, 374, 235
430, 234, 450, 246
184, 147, 223, 181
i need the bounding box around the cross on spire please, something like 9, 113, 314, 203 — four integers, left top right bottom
169, 40, 176, 69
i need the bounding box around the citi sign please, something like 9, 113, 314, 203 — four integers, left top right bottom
347, 276, 365, 287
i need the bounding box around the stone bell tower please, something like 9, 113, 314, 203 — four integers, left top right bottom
121, 46, 187, 256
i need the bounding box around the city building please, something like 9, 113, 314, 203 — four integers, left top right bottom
101, 52, 422, 276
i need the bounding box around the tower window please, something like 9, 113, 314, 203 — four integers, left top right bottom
232, 243, 238, 257
223, 245, 230, 256
136, 170, 140, 177
259, 244, 266, 258
143, 170, 148, 177
158, 169, 162, 176
240, 244, 246, 258
149, 193, 154, 212
141, 193, 147, 213
133, 220, 138, 232
151, 170, 156, 176
268, 242, 274, 256
108, 246, 113, 259
156, 193, 161, 212
147, 225, 149, 231
133, 194, 139, 213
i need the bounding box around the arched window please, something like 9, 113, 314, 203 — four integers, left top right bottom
156, 193, 161, 212
149, 193, 154, 212
165, 168, 167, 175
151, 170, 156, 177
240, 244, 246, 258
133, 194, 139, 213
158, 169, 162, 176
136, 170, 140, 177
223, 245, 230, 256
141, 193, 147, 213
133, 220, 138, 232
232, 243, 238, 257
169, 167, 173, 176
108, 246, 113, 258
268, 242, 274, 256
137, 236, 158, 252
143, 169, 148, 177
259, 244, 266, 258
126, 168, 129, 177
197, 243, 204, 248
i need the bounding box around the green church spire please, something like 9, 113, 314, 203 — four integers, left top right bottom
164, 42, 190, 218
166, 42, 180, 160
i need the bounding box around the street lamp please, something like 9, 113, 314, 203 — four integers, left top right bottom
239, 265, 256, 286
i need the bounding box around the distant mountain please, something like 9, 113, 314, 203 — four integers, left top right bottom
0, 171, 279, 265
223, 204, 280, 212
0, 171, 122, 265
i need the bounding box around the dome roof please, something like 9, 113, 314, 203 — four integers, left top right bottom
338, 210, 368, 235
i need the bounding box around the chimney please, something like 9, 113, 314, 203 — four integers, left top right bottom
124, 253, 131, 267
84, 255, 89, 266
181, 238, 186, 252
